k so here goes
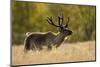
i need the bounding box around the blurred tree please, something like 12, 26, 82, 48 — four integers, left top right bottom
12, 1, 96, 45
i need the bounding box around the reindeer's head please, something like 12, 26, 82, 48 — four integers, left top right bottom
47, 15, 72, 36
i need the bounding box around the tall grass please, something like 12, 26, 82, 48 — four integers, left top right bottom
12, 41, 95, 65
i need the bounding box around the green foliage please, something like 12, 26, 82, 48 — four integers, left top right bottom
12, 1, 96, 45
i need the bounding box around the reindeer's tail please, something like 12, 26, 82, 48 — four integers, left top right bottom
25, 32, 30, 36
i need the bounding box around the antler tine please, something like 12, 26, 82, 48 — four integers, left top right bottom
58, 16, 62, 26
61, 14, 64, 25
47, 17, 60, 27
58, 13, 64, 26
65, 17, 69, 28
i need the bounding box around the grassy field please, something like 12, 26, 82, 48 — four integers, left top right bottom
12, 41, 96, 65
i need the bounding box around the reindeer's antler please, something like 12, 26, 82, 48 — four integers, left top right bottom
47, 16, 60, 27
58, 14, 63, 26
65, 17, 69, 28
47, 15, 70, 28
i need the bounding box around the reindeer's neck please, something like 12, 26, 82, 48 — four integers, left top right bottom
54, 32, 66, 45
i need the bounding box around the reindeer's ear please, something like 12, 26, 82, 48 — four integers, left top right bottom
57, 27, 63, 32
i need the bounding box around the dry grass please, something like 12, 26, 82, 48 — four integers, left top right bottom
12, 41, 96, 65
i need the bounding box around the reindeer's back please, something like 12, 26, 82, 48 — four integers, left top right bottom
27, 32, 56, 45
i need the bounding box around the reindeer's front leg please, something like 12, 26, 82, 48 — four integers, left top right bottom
55, 44, 61, 48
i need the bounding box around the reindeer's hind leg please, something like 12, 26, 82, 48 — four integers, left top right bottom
47, 45, 52, 50
36, 45, 43, 51
24, 38, 31, 53
31, 42, 38, 51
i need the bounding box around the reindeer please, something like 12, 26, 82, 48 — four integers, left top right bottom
24, 15, 72, 52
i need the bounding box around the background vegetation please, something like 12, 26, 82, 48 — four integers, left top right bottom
12, 0, 96, 45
